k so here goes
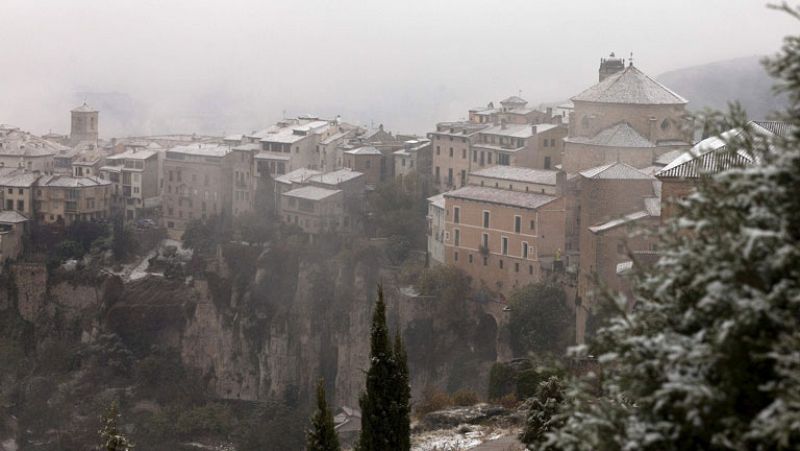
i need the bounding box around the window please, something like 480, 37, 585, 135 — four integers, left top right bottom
449, 148, 453, 157
460, 170, 466, 187
454, 207, 460, 223
488, 153, 493, 164
515, 262, 519, 273
462, 149, 466, 159
435, 167, 440, 182
617, 243, 625, 254
581, 116, 590, 129
366, 160, 371, 169
661, 118, 671, 130
543, 139, 549, 148
16, 200, 24, 211
454, 229, 460, 247
454, 251, 459, 261
550, 138, 556, 147
469, 254, 473, 263
544, 156, 551, 169
498, 153, 510, 165
499, 259, 503, 269
472, 151, 477, 162
529, 265, 533, 275
501, 236, 508, 255
436, 146, 440, 155
448, 168, 453, 186
482, 233, 489, 249
522, 242, 529, 259
530, 219, 535, 231
514, 216, 521, 233
483, 211, 490, 228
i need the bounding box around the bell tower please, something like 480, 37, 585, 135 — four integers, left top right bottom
598, 52, 626, 82
70, 102, 99, 146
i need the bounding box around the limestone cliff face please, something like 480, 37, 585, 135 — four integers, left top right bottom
5, 242, 502, 413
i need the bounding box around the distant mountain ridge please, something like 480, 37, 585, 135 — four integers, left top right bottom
657, 55, 787, 120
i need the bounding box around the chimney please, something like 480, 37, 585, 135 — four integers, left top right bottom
546, 107, 553, 119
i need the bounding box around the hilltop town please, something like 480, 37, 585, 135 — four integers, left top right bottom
0, 52, 793, 451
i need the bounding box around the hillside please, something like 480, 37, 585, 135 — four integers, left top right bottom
657, 55, 787, 120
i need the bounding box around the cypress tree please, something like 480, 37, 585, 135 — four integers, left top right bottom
357, 284, 400, 450
392, 331, 411, 451
307, 379, 341, 451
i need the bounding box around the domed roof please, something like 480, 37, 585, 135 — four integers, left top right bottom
572, 65, 687, 105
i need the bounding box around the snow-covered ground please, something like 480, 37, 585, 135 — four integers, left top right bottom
412, 425, 521, 451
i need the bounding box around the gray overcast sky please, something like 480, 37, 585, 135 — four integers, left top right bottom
0, 0, 795, 137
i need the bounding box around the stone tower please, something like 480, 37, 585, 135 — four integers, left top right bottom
70, 102, 99, 146
598, 52, 626, 82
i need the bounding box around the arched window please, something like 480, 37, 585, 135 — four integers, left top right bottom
660, 118, 670, 131
581, 116, 590, 129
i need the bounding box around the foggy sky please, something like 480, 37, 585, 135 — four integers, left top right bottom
1, 0, 795, 138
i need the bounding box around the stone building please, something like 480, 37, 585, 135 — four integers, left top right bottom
471, 123, 568, 172
0, 210, 29, 265
273, 168, 322, 215
442, 185, 566, 296
69, 103, 99, 146
573, 162, 661, 342
563, 63, 691, 173
426, 193, 446, 265
429, 121, 488, 191
161, 143, 253, 235
34, 175, 112, 225
393, 139, 432, 179
0, 125, 59, 174
281, 186, 345, 239
0, 170, 38, 218
343, 146, 382, 186
101, 145, 161, 220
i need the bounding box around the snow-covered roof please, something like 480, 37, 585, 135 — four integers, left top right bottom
39, 175, 110, 188
344, 146, 381, 156
479, 124, 535, 139
616, 261, 633, 275
274, 168, 321, 185
308, 169, 364, 186
589, 210, 653, 233
500, 96, 527, 105
566, 122, 654, 148
254, 151, 290, 161
654, 149, 685, 166
571, 65, 688, 105
167, 143, 231, 158
427, 193, 445, 210
283, 185, 341, 201
579, 162, 654, 180
444, 186, 558, 210
0, 210, 29, 224
0, 172, 40, 188
107, 149, 158, 161
470, 166, 558, 185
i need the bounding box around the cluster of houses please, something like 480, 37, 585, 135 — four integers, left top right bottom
0, 103, 433, 263
0, 53, 788, 346
425, 53, 789, 342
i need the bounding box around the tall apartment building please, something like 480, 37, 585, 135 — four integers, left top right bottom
101, 144, 161, 220
429, 122, 487, 191
161, 143, 253, 234
437, 165, 567, 296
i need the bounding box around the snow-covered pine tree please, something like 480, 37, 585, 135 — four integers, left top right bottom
98, 400, 133, 451
520, 376, 565, 449
307, 379, 341, 451
357, 284, 402, 451
545, 5, 800, 450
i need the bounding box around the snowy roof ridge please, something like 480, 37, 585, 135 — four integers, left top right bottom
572, 65, 688, 105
